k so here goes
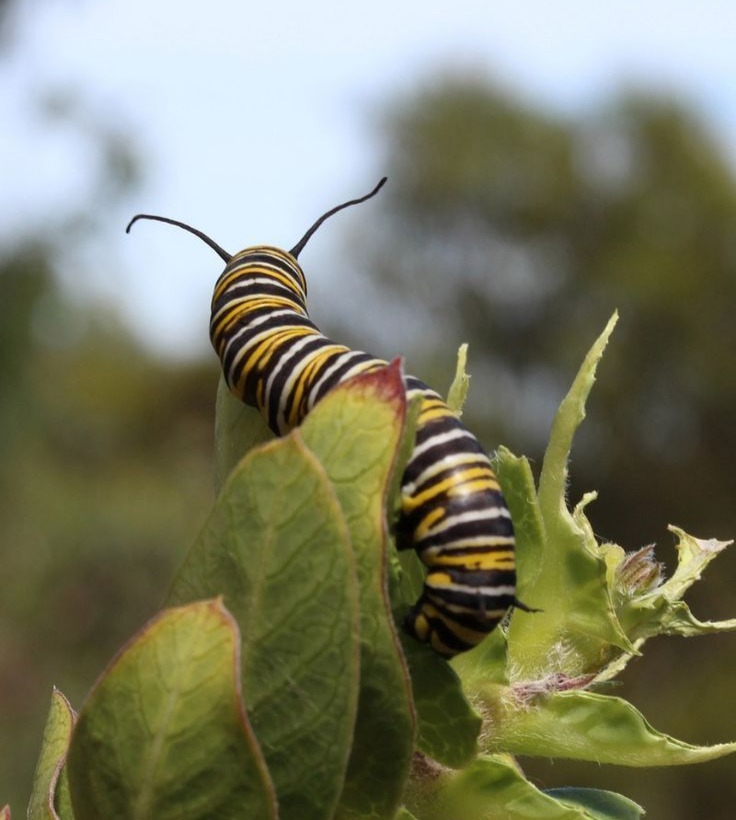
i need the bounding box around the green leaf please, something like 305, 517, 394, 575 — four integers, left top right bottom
298, 362, 416, 820
169, 435, 361, 820
66, 599, 277, 820
451, 625, 510, 688
544, 788, 644, 820
494, 447, 546, 592
27, 688, 76, 820
213, 375, 273, 493
405, 754, 612, 819
53, 767, 74, 820
501, 313, 636, 680
446, 343, 470, 415
480, 687, 736, 766
401, 637, 481, 768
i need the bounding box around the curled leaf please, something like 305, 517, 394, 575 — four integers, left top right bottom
479, 687, 736, 767
405, 753, 641, 819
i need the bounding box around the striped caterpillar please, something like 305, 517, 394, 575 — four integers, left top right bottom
127, 179, 525, 657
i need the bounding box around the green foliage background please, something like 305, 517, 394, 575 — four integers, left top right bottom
2, 27, 735, 819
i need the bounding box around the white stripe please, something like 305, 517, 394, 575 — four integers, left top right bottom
418, 506, 511, 540
219, 275, 296, 296
420, 537, 516, 560
410, 426, 474, 460
426, 581, 517, 600
405, 384, 440, 402
402, 450, 492, 496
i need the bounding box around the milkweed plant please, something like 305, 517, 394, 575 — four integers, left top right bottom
15, 312, 736, 820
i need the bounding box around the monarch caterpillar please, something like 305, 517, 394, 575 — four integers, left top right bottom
127, 179, 526, 657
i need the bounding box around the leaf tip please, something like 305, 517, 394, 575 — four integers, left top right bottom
668, 524, 733, 556
340, 357, 408, 418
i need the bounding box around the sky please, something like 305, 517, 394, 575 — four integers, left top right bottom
3, 0, 736, 357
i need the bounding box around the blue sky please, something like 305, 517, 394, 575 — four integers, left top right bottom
3, 0, 736, 357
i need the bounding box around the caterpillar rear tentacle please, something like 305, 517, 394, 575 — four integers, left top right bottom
127, 179, 529, 657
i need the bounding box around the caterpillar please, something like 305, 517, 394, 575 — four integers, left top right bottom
126, 179, 525, 657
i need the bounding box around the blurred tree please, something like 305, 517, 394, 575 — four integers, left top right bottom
0, 251, 217, 810
341, 76, 736, 548
336, 74, 736, 818
0, 4, 216, 810
0, 0, 13, 43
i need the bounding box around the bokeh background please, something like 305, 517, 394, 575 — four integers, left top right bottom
2, 1, 736, 816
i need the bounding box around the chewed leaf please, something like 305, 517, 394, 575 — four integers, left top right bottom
66, 599, 277, 820
479, 687, 736, 766
27, 689, 76, 820
663, 527, 734, 598
593, 528, 736, 682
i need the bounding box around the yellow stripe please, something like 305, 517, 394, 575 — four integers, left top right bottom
285, 345, 357, 425
448, 477, 501, 497
414, 507, 445, 540
212, 295, 302, 338
287, 357, 323, 422
402, 470, 478, 511
243, 327, 314, 381
214, 264, 303, 300
425, 549, 515, 570
430, 633, 456, 656
409, 452, 496, 483
412, 610, 431, 642
416, 602, 487, 655
402, 467, 499, 512
417, 398, 453, 425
